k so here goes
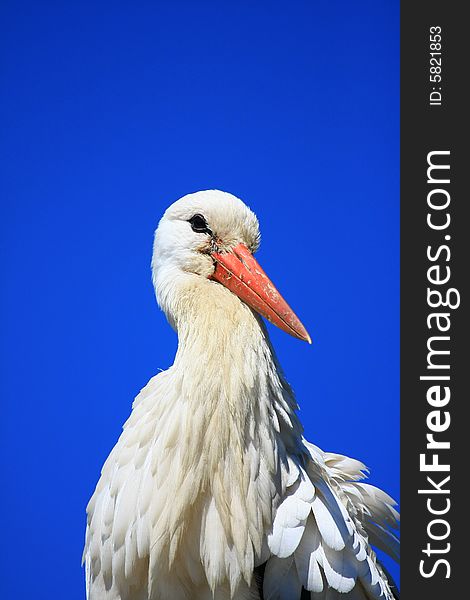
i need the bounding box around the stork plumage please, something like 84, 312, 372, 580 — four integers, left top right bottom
84, 190, 399, 600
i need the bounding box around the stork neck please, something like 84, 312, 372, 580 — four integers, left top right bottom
168, 277, 303, 455
174, 279, 275, 391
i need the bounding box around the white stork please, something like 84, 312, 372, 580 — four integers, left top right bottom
84, 190, 399, 600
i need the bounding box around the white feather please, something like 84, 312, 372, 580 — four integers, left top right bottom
294, 517, 323, 592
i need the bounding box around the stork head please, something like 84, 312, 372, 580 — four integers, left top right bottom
152, 190, 311, 343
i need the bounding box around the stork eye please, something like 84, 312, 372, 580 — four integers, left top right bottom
188, 214, 211, 234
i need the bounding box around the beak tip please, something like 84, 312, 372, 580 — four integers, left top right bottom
304, 332, 312, 345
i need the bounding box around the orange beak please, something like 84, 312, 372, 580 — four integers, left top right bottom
210, 243, 311, 343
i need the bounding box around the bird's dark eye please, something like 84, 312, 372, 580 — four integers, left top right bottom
188, 214, 211, 234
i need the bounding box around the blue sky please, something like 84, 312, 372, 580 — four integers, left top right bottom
1, 2, 399, 597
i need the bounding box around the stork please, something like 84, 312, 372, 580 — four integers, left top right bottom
84, 190, 399, 600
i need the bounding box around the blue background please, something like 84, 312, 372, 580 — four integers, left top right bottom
0, 1, 399, 598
